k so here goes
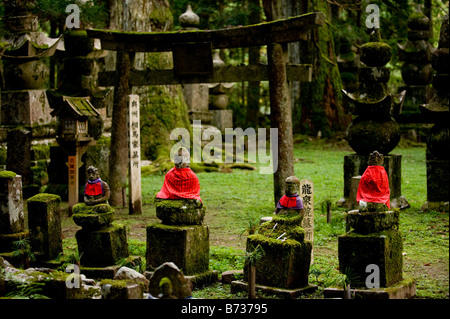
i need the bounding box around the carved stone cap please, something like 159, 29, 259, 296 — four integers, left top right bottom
179, 4, 200, 28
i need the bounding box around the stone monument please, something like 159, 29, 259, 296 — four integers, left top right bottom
0, 171, 28, 255
231, 176, 315, 298
325, 151, 416, 299
397, 11, 433, 123
1, 1, 59, 194
146, 148, 217, 285
72, 167, 129, 269
341, 27, 407, 209
420, 16, 449, 212
27, 193, 63, 262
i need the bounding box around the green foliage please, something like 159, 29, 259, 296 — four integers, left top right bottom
209, 246, 246, 273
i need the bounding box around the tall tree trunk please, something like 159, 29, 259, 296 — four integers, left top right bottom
109, 51, 130, 206
296, 0, 351, 136
263, 0, 295, 204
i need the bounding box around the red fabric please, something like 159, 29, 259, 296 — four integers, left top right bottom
156, 167, 202, 201
357, 165, 390, 208
279, 195, 298, 208
85, 182, 103, 196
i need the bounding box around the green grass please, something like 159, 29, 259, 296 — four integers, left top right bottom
59, 137, 448, 299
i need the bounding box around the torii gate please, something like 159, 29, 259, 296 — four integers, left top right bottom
86, 12, 325, 206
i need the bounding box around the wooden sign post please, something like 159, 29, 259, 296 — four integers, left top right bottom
128, 94, 142, 215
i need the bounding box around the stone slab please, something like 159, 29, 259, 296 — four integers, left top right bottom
323, 277, 416, 299
146, 224, 209, 276
230, 280, 317, 299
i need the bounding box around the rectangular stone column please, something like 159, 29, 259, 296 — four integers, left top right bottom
146, 224, 209, 276
0, 171, 27, 253
27, 193, 63, 260
338, 229, 403, 288
128, 94, 142, 215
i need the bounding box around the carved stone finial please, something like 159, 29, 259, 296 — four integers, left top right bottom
179, 4, 199, 29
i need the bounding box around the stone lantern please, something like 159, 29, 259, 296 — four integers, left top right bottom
50, 96, 100, 214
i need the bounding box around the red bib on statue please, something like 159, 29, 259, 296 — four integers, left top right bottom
85, 182, 103, 196
279, 195, 298, 208
356, 165, 390, 208
156, 167, 202, 202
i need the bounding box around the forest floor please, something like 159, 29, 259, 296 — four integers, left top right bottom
55, 135, 448, 299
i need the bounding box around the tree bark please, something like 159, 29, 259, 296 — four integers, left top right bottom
109, 51, 130, 206
296, 0, 351, 136
264, 0, 295, 204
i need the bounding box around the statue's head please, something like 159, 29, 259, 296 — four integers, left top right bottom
285, 176, 300, 196
174, 147, 190, 169
368, 150, 384, 166
87, 166, 99, 181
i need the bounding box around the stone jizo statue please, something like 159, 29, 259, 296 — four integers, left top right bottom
357, 151, 390, 210
274, 176, 304, 215
83, 166, 110, 206
156, 147, 202, 204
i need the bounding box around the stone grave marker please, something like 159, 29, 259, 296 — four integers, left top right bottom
300, 179, 314, 263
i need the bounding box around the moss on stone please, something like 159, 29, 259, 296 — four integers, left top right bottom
0, 170, 17, 180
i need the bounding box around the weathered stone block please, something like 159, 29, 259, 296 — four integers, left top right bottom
27, 193, 62, 260
338, 229, 403, 287
146, 224, 209, 275
0, 90, 52, 125
347, 210, 399, 234
101, 279, 143, 299
155, 198, 205, 225
72, 203, 115, 230
244, 234, 312, 289
426, 159, 449, 202
76, 223, 128, 267
211, 109, 233, 133
344, 154, 402, 199
0, 172, 24, 234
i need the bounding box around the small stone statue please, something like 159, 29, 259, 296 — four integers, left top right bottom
274, 176, 304, 215
356, 151, 390, 211
83, 166, 110, 206
156, 147, 202, 203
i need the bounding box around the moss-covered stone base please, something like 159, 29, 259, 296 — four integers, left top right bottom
338, 229, 403, 287
230, 279, 317, 299
155, 198, 205, 225
146, 223, 209, 275
347, 210, 399, 234
323, 276, 416, 299
245, 234, 312, 289
75, 222, 129, 267
72, 203, 115, 230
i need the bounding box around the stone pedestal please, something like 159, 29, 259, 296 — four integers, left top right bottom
338, 228, 403, 287
73, 203, 128, 267
76, 223, 128, 267
344, 154, 402, 200
232, 214, 315, 298
146, 223, 210, 275
244, 234, 312, 289
27, 193, 62, 260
